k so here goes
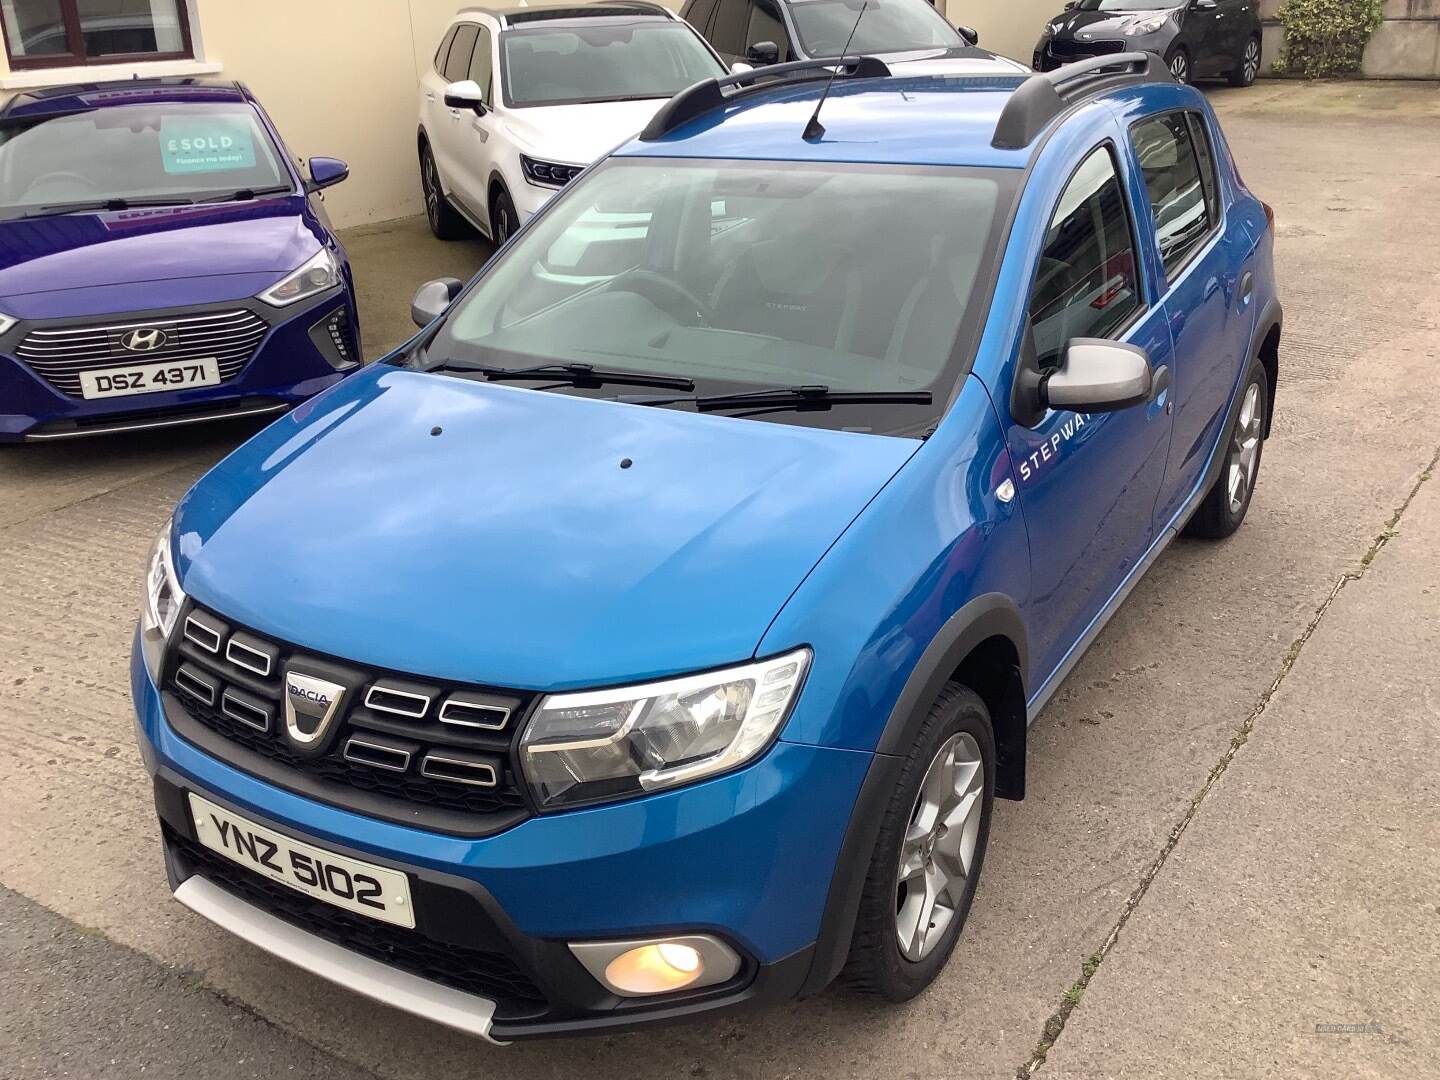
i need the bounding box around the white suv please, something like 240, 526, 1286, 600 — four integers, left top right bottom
418, 2, 729, 245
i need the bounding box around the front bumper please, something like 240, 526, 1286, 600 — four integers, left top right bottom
0, 288, 360, 442
132, 646, 871, 1037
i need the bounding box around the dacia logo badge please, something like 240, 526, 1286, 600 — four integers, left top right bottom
283, 671, 347, 748
120, 327, 169, 352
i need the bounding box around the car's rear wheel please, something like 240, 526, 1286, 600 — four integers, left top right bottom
842, 683, 994, 1001
490, 187, 518, 248
1185, 360, 1268, 539
420, 144, 469, 241
1229, 35, 1261, 86
1166, 46, 1191, 84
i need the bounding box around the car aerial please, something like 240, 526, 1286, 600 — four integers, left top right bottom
681, 0, 1026, 74
418, 2, 729, 246
133, 53, 1281, 1039
0, 78, 360, 443
1035, 0, 1262, 86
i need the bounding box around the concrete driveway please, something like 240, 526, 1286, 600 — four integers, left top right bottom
1, 82, 1437, 1080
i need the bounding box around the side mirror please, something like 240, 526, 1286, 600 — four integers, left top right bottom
411, 277, 465, 328
747, 40, 780, 65
956, 24, 980, 45
1192, 0, 1217, 8
1044, 339, 1155, 412
444, 79, 487, 114
306, 156, 349, 193
730, 60, 755, 74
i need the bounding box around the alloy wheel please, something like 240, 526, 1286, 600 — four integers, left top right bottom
1169, 52, 1189, 83
422, 152, 440, 230
495, 207, 512, 245
1242, 39, 1260, 84
894, 732, 985, 962
1227, 381, 1264, 514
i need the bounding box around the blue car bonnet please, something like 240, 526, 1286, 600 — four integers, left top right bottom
173, 367, 920, 690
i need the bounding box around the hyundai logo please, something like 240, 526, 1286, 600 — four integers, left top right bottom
119, 327, 169, 352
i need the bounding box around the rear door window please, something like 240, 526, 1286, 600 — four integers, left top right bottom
1029, 145, 1142, 368
708, 0, 751, 58
434, 26, 457, 74
1129, 112, 1214, 278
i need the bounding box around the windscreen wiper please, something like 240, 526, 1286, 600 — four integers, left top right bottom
15, 196, 196, 219
620, 384, 933, 412
196, 184, 295, 203
428, 360, 695, 392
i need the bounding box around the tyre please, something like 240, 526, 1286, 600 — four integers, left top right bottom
490, 187, 518, 248
842, 683, 995, 1001
1166, 46, 1191, 84
1229, 35, 1261, 87
419, 143, 469, 241
1185, 360, 1268, 539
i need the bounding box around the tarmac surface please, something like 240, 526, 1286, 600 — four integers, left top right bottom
0, 81, 1436, 1079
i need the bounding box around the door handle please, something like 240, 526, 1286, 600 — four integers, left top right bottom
1237, 271, 1254, 309
425, 91, 437, 101
1150, 363, 1172, 403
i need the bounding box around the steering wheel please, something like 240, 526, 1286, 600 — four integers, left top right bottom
604, 268, 712, 327
24, 171, 101, 200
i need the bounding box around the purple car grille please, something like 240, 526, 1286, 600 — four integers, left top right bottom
15, 309, 268, 397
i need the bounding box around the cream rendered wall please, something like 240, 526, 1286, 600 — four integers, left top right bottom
941, 0, 1047, 66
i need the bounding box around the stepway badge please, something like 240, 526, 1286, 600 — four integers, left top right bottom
160, 117, 257, 174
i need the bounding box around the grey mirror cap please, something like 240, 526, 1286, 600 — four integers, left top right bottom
411, 278, 464, 328
1045, 338, 1153, 412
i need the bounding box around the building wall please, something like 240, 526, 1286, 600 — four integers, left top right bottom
942, 0, 1049, 66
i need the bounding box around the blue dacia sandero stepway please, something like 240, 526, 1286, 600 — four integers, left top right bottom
133, 53, 1281, 1039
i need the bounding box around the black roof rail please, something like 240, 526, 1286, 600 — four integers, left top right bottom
639, 55, 891, 142
502, 3, 671, 24
991, 51, 1168, 151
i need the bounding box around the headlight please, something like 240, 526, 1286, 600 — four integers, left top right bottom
520, 648, 811, 809
520, 154, 583, 188
1040, 21, 1057, 38
0, 310, 16, 336
1121, 13, 1169, 34
140, 518, 187, 681
257, 247, 341, 307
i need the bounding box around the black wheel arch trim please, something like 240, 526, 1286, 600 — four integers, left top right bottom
798, 592, 1028, 997
1254, 296, 1282, 438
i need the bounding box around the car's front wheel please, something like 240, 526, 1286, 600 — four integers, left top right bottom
1166, 46, 1192, 84
1186, 360, 1268, 538
1229, 35, 1261, 87
842, 683, 994, 1001
490, 187, 518, 248
420, 143, 469, 241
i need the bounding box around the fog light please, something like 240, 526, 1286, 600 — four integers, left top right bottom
568, 934, 742, 998
606, 943, 703, 994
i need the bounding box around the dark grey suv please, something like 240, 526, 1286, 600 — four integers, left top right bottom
1034, 0, 1261, 86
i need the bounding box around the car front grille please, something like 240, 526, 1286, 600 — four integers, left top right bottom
1048, 38, 1127, 58
15, 308, 269, 397
164, 603, 533, 836
167, 828, 549, 1016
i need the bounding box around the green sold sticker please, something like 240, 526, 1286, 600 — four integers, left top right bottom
160, 117, 256, 174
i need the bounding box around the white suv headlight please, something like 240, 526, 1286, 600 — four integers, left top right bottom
520, 648, 811, 809
140, 518, 187, 681
257, 247, 341, 307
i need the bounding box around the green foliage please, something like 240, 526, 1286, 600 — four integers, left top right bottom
1274, 0, 1384, 78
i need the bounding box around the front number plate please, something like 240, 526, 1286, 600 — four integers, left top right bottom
187, 793, 415, 929
79, 357, 220, 399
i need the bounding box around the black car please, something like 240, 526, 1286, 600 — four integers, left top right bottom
680, 0, 1027, 75
1034, 0, 1261, 86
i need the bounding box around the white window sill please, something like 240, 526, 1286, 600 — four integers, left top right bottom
1, 57, 222, 92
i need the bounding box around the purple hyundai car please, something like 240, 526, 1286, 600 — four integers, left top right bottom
0, 78, 360, 443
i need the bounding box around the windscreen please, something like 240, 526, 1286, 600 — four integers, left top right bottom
428, 157, 1010, 427
501, 22, 724, 107
1074, 0, 1174, 11
0, 102, 289, 216
789, 0, 962, 56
